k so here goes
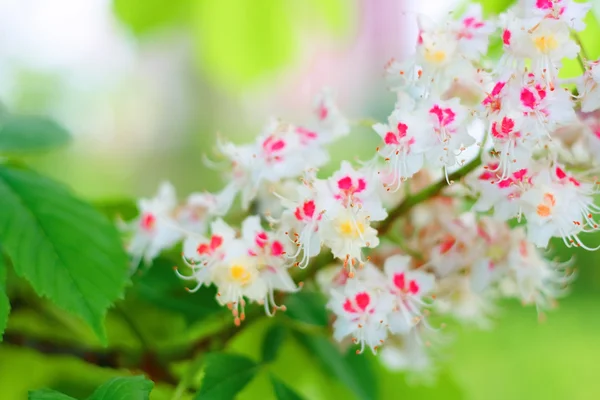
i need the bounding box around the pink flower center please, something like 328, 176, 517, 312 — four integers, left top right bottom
140, 213, 156, 231
296, 127, 318, 144
262, 136, 286, 159
497, 168, 529, 189
343, 292, 371, 313
491, 116, 519, 140
384, 122, 409, 146
483, 82, 505, 113
197, 234, 223, 255
502, 29, 511, 46
318, 104, 328, 120
520, 88, 538, 109
271, 240, 284, 257
294, 200, 318, 221
429, 105, 456, 128
536, 0, 554, 10
457, 17, 485, 39
255, 232, 269, 248
393, 272, 420, 295
337, 176, 367, 200
555, 166, 581, 186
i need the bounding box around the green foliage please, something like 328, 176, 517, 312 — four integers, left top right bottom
29, 389, 77, 400
261, 324, 288, 363
0, 166, 130, 342
87, 376, 153, 400
560, 7, 600, 79
0, 114, 70, 154
271, 375, 305, 400
294, 333, 377, 400
29, 376, 153, 400
132, 257, 222, 325
0, 254, 8, 340
285, 290, 329, 327
196, 353, 259, 400
96, 199, 138, 222
112, 0, 349, 90
474, 0, 515, 15
113, 0, 191, 35
378, 370, 465, 400
190, 0, 296, 90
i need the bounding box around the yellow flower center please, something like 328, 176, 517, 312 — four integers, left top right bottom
533, 35, 558, 54
339, 220, 365, 238
229, 264, 252, 285
486, 244, 505, 263
424, 48, 447, 64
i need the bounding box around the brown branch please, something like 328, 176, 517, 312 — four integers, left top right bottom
377, 156, 482, 235
2, 332, 178, 384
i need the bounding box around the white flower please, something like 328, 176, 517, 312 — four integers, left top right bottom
451, 4, 496, 59
435, 275, 497, 328
379, 330, 434, 377
127, 182, 182, 266
469, 218, 513, 292
316, 161, 387, 221
506, 230, 575, 310
321, 207, 380, 273
279, 184, 324, 268
514, 73, 576, 136
372, 109, 433, 190
578, 60, 600, 113
240, 216, 298, 314
488, 112, 536, 178
177, 218, 237, 289
530, 0, 591, 31
328, 271, 394, 354
309, 88, 350, 142
217, 118, 330, 209
383, 255, 435, 334
471, 159, 534, 220
424, 98, 475, 172
520, 166, 600, 249
212, 240, 267, 324
522, 19, 579, 77
384, 58, 424, 100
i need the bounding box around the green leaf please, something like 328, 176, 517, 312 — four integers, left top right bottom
88, 376, 154, 400
270, 375, 305, 400
285, 291, 329, 327
559, 6, 600, 79
474, 0, 515, 15
261, 324, 287, 363
342, 349, 378, 400
294, 333, 377, 400
0, 114, 70, 153
133, 257, 221, 325
196, 353, 259, 400
379, 370, 464, 400
28, 389, 77, 400
0, 253, 9, 340
0, 166, 130, 342
191, 0, 295, 90
113, 0, 192, 36
96, 199, 138, 222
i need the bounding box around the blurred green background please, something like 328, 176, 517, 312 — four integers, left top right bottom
1, 0, 600, 399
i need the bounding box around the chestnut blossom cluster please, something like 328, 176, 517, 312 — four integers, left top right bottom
122, 0, 600, 376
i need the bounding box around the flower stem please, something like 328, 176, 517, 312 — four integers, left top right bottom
572, 31, 590, 67
377, 156, 482, 235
